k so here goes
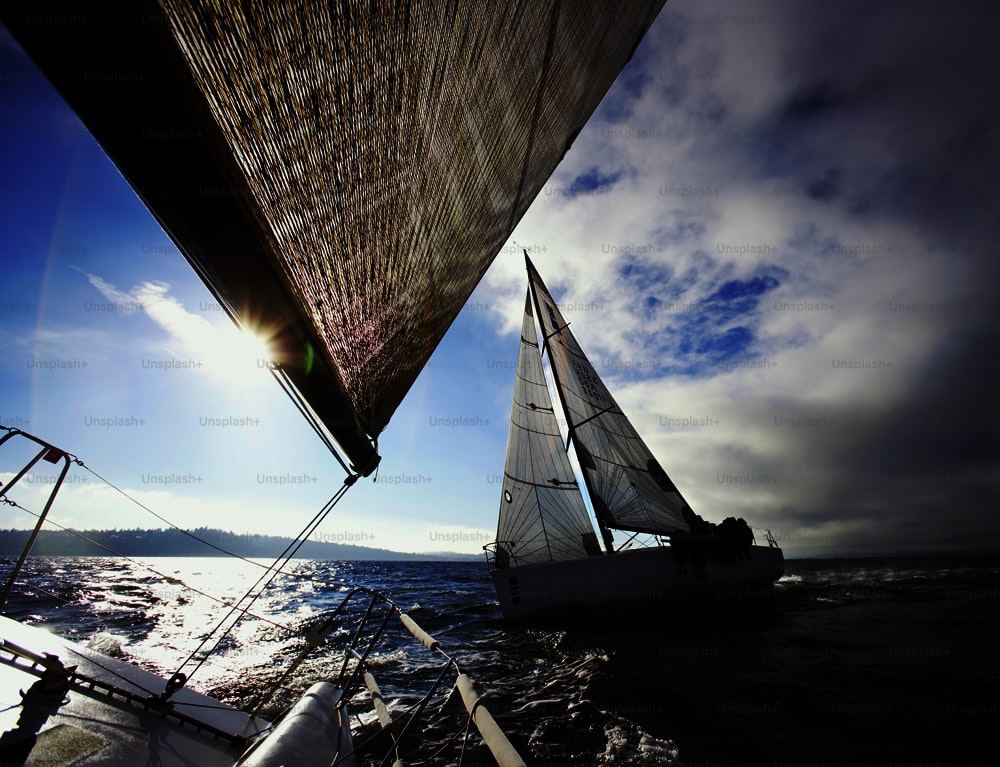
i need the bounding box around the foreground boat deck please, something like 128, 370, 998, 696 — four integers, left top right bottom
0, 615, 269, 766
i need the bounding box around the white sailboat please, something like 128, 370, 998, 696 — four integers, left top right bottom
486, 255, 784, 620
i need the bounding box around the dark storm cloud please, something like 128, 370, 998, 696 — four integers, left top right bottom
764, 1, 1000, 247
735, 0, 1000, 551
821, 321, 1000, 553
782, 81, 845, 120
805, 169, 839, 202
484, 0, 999, 555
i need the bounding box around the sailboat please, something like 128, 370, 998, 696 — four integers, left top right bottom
486, 254, 784, 620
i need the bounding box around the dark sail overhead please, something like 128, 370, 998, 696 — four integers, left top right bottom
2, 0, 667, 474
526, 256, 692, 537
496, 294, 598, 566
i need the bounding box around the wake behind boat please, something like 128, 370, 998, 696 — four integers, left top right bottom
485, 254, 784, 620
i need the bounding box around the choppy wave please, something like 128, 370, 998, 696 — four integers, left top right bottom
3, 554, 998, 766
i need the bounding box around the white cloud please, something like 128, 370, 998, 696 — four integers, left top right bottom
84, 273, 273, 394
480, 0, 1000, 556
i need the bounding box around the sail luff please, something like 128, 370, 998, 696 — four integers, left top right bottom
495, 292, 599, 567
524, 254, 692, 538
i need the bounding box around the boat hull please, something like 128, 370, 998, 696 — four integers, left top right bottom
490, 544, 784, 621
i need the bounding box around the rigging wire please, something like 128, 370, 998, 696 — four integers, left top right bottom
4, 446, 396, 627
80, 463, 273, 560
268, 366, 353, 475
1, 500, 294, 633
4, 432, 370, 598
4, 490, 510, 764
3, 430, 517, 761
64, 644, 159, 697
11, 580, 76, 607
76, 463, 393, 599
167, 474, 359, 691
2, 490, 372, 706
405, 706, 478, 767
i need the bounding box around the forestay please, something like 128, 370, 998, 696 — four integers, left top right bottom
526, 258, 692, 537
495, 295, 599, 566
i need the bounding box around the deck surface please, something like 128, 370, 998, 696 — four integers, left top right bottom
0, 615, 268, 766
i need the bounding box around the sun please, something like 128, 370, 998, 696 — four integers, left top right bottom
234, 325, 274, 369
190, 321, 276, 391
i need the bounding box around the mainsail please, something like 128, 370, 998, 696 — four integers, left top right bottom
2, 1, 669, 473
496, 295, 600, 566
526, 256, 692, 537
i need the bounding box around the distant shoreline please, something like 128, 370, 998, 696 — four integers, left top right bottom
2, 528, 995, 563
0, 527, 482, 562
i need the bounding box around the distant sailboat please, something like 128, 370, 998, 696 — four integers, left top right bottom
486, 254, 784, 620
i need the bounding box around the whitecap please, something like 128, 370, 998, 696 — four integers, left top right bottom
88, 632, 126, 658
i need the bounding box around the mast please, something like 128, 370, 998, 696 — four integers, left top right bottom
524, 252, 694, 540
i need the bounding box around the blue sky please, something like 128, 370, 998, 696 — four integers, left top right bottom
2, 0, 998, 558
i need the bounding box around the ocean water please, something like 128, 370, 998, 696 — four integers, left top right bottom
2, 555, 997, 766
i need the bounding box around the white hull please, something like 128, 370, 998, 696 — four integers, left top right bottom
490, 545, 784, 621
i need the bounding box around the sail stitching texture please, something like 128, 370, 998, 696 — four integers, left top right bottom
156, 0, 668, 437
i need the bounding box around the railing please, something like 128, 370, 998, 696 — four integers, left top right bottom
353, 609, 526, 767
1, 425, 528, 766
0, 637, 250, 747
482, 540, 517, 572
0, 427, 81, 610
251, 584, 527, 766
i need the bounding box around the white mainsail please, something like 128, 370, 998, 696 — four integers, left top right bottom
495, 294, 600, 566
526, 257, 692, 538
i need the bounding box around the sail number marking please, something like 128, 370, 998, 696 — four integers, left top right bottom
570, 358, 608, 405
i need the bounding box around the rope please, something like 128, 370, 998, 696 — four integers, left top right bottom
406, 707, 476, 767
64, 645, 158, 696
2, 429, 521, 761
80, 464, 269, 561
4, 428, 386, 598
2, 468, 397, 636
13, 580, 76, 607
3, 476, 365, 698
269, 367, 353, 475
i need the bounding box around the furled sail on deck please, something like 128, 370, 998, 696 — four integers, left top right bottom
1, 0, 669, 474
526, 256, 691, 537
495, 295, 600, 566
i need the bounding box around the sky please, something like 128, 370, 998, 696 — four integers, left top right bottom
1, 0, 998, 559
